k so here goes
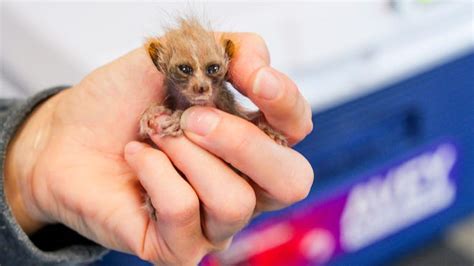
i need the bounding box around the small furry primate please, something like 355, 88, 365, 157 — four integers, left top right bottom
139, 18, 287, 146
139, 18, 287, 220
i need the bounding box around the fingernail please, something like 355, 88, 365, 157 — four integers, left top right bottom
125, 141, 145, 155
181, 108, 220, 136
253, 67, 282, 100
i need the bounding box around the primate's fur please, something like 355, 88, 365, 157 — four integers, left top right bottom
139, 18, 288, 220
140, 17, 287, 146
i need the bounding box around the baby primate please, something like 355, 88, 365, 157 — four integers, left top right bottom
139, 18, 287, 146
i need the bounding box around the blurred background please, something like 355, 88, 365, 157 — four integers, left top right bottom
1, 1, 473, 265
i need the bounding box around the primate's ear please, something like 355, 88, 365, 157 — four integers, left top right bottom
146, 38, 163, 72
222, 39, 235, 59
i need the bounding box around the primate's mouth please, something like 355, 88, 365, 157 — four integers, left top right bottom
190, 97, 212, 106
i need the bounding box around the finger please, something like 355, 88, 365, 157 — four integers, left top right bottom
220, 32, 270, 96
150, 132, 256, 245
180, 107, 314, 212
124, 141, 209, 264
223, 33, 313, 144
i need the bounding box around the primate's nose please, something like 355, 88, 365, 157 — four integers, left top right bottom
199, 86, 206, 93
194, 84, 209, 94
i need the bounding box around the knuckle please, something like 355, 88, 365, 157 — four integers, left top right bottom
158, 193, 200, 225
139, 148, 164, 167
214, 189, 256, 227
244, 32, 270, 63
248, 32, 267, 47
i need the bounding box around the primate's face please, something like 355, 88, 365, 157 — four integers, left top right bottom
147, 19, 234, 106
166, 39, 229, 105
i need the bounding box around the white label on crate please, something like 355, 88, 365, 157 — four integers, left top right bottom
340, 143, 457, 251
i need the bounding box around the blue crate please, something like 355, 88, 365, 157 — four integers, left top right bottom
293, 50, 474, 265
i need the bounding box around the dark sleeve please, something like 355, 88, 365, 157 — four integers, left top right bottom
0, 87, 108, 266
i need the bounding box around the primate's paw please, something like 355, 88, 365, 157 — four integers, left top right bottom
158, 110, 184, 137
139, 104, 171, 139
258, 121, 288, 146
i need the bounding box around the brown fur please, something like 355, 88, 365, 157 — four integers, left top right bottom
140, 17, 287, 143
139, 18, 288, 220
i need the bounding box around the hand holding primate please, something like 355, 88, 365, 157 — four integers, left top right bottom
139, 18, 293, 220
4, 30, 314, 265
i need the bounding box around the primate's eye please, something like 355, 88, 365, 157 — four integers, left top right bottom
207, 64, 220, 75
178, 64, 193, 75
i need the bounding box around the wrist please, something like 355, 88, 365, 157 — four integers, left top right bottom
4, 91, 64, 235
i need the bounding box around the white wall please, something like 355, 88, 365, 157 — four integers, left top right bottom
1, 1, 472, 110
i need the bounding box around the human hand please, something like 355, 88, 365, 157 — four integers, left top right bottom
4, 33, 313, 265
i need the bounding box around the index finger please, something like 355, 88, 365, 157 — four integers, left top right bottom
222, 33, 313, 144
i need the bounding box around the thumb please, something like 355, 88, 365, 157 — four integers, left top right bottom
89, 47, 165, 105
68, 47, 166, 146
104, 47, 165, 101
